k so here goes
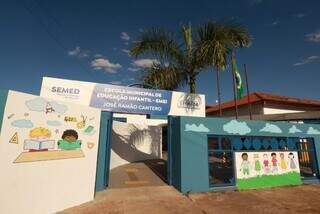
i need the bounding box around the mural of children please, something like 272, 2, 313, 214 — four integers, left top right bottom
24, 127, 55, 152
288, 152, 297, 170
280, 153, 287, 171
271, 152, 278, 174
263, 153, 270, 174
58, 129, 81, 150
253, 154, 262, 176
240, 153, 250, 179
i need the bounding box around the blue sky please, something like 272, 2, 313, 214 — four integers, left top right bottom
1, 0, 320, 105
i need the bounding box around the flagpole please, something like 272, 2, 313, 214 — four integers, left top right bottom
216, 69, 222, 117
231, 54, 238, 119
244, 64, 252, 120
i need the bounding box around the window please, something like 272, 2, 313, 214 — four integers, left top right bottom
221, 138, 231, 150
296, 138, 318, 179
208, 152, 234, 186
208, 137, 219, 150
208, 136, 234, 186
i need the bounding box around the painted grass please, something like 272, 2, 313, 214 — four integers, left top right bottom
237, 172, 302, 190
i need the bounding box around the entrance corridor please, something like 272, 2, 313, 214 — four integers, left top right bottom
108, 159, 167, 188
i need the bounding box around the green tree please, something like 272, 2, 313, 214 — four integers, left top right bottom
130, 21, 251, 94
130, 25, 206, 93
197, 21, 251, 115
197, 21, 251, 71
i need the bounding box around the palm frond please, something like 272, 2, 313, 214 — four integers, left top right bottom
182, 24, 193, 54
223, 21, 252, 48
196, 21, 231, 70
196, 20, 251, 70
130, 28, 184, 63
141, 64, 187, 90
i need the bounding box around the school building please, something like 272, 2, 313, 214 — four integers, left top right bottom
0, 77, 320, 214
206, 92, 320, 123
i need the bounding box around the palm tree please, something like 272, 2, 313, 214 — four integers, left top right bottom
197, 21, 251, 115
130, 25, 207, 93
130, 21, 251, 95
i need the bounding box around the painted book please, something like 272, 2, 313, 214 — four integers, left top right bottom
24, 140, 55, 150
58, 140, 82, 150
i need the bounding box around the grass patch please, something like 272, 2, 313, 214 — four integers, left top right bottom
237, 172, 302, 190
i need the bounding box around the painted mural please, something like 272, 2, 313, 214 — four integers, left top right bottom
3, 94, 99, 163
235, 151, 302, 190
0, 90, 101, 214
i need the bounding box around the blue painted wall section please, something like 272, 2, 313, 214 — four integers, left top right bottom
0, 90, 9, 132
168, 116, 181, 189
95, 111, 113, 192
170, 116, 320, 193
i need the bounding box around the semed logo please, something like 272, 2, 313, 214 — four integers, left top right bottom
51, 86, 80, 95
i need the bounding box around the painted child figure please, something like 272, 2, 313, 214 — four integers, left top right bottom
24, 127, 55, 152
263, 153, 270, 174
288, 152, 297, 170
271, 153, 278, 174
58, 129, 81, 150
253, 153, 262, 176
240, 153, 250, 179
279, 153, 287, 172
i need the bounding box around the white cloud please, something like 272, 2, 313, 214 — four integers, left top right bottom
259, 123, 282, 133
270, 20, 279, 26
185, 124, 210, 132
94, 54, 103, 58
91, 58, 122, 73
128, 67, 140, 72
131, 58, 159, 69
307, 127, 320, 135
122, 49, 130, 56
68, 46, 89, 58
223, 120, 251, 135
293, 55, 320, 66
295, 13, 306, 18
305, 30, 320, 42
289, 125, 302, 134
120, 32, 130, 41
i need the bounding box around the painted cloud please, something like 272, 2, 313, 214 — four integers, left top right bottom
307, 127, 320, 135
185, 123, 210, 132
223, 120, 251, 135
47, 120, 62, 126
25, 97, 68, 114
11, 119, 34, 128
289, 125, 302, 134
259, 123, 282, 133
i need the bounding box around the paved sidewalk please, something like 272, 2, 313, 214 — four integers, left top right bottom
108, 162, 167, 188
59, 186, 203, 214
59, 184, 320, 214
189, 184, 320, 214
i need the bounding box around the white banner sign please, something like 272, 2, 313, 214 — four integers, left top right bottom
40, 77, 205, 117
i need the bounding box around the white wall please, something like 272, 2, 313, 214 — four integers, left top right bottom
0, 91, 101, 214
110, 121, 162, 169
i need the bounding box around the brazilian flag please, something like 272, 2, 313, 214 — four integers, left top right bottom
232, 58, 243, 99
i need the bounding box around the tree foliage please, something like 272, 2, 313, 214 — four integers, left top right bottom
130, 21, 252, 93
